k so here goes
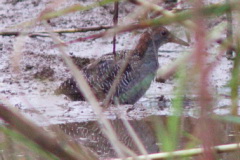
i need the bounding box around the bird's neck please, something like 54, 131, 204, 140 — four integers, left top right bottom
134, 39, 163, 73
134, 32, 163, 59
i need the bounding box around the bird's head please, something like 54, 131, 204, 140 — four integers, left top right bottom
149, 27, 189, 47
135, 27, 188, 56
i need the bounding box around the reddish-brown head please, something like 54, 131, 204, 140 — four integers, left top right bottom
135, 27, 188, 56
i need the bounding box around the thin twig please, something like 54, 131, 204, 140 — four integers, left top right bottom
113, 2, 119, 60
225, 0, 234, 58
0, 26, 112, 37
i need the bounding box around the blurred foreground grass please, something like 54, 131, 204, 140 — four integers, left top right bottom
1, 0, 240, 160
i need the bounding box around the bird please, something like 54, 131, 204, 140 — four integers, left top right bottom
59, 119, 158, 157
55, 26, 188, 104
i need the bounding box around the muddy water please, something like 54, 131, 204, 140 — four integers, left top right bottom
54, 115, 240, 159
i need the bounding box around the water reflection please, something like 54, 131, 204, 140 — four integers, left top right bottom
59, 119, 159, 158
58, 115, 240, 159
56, 116, 240, 159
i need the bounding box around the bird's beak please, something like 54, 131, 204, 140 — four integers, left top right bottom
169, 35, 189, 46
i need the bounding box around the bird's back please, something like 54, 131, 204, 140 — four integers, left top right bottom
83, 50, 146, 104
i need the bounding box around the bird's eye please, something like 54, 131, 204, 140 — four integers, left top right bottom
161, 30, 168, 36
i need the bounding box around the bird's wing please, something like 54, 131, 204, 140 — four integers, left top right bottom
82, 50, 141, 99
83, 58, 120, 95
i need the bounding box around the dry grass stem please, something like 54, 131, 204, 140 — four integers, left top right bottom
129, 0, 195, 28
0, 26, 112, 37
156, 52, 192, 82
120, 115, 150, 160
0, 104, 95, 160
113, 143, 240, 160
